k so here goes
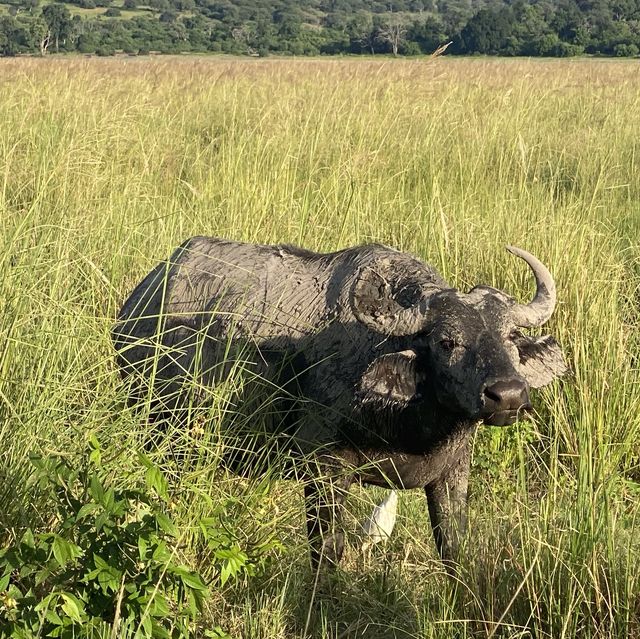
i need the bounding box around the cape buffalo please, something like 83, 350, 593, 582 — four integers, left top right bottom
113, 238, 566, 566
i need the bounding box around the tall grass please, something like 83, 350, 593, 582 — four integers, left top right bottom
0, 56, 638, 638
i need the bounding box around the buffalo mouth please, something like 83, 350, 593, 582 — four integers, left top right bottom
482, 405, 532, 426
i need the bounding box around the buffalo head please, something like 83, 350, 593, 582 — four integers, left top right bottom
351, 247, 566, 425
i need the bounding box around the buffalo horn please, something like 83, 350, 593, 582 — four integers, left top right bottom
506, 246, 557, 328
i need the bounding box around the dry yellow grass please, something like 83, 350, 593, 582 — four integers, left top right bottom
0, 56, 639, 638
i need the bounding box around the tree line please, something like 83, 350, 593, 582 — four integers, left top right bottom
1, 0, 639, 58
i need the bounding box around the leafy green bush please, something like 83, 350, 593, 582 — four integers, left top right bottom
555, 42, 584, 57
0, 439, 209, 638
95, 46, 115, 56
400, 40, 421, 56
614, 43, 639, 57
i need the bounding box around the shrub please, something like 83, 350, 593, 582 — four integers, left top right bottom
400, 40, 421, 56
554, 41, 584, 57
0, 440, 208, 638
614, 43, 639, 57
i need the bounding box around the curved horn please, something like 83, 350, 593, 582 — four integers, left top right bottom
506, 246, 557, 328
350, 264, 431, 337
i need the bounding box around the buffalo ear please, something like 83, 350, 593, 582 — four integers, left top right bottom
350, 257, 431, 337
513, 333, 568, 388
357, 349, 422, 409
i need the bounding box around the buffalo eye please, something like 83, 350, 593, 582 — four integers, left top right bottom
439, 338, 456, 352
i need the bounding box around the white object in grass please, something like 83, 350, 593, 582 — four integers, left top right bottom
361, 490, 398, 544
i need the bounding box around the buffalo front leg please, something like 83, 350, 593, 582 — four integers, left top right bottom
304, 475, 353, 568
424, 450, 471, 566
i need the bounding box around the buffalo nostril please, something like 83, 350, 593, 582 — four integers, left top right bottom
484, 386, 502, 403
484, 380, 529, 409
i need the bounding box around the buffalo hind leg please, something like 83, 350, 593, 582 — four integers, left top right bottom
425, 451, 471, 569
304, 475, 353, 569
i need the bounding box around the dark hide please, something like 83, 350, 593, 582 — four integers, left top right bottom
113, 237, 567, 567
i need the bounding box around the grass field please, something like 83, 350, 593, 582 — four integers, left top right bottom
0, 56, 639, 638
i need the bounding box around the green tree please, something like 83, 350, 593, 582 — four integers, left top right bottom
375, 15, 407, 56
439, 0, 472, 35
508, 2, 553, 55
552, 0, 589, 45
529, 31, 561, 55
347, 12, 375, 53
184, 13, 210, 50
0, 16, 20, 56
23, 13, 49, 54
148, 0, 171, 12
159, 10, 179, 22
408, 16, 447, 53
24, 0, 40, 13
614, 42, 639, 55
41, 3, 73, 52
173, 0, 196, 9
458, 7, 515, 54
597, 18, 636, 53
274, 8, 302, 40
